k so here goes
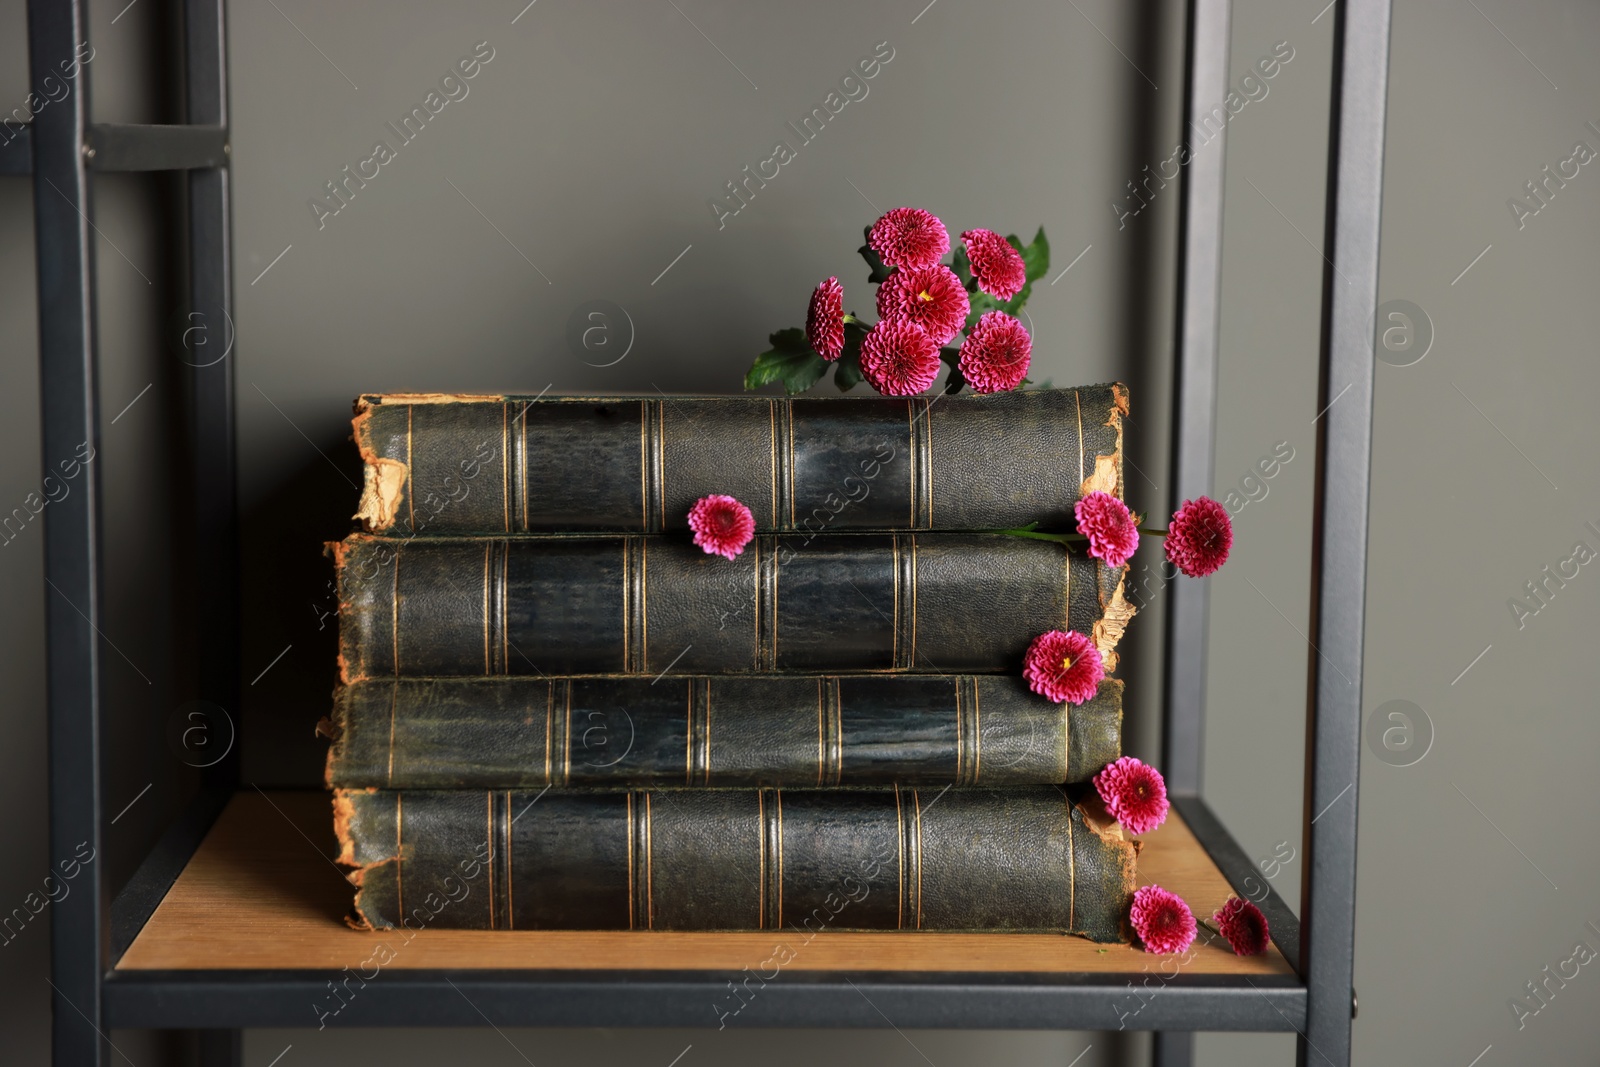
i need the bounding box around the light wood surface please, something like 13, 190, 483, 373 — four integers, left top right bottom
117, 790, 1293, 975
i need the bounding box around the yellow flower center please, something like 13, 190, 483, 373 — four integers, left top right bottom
917, 289, 933, 302
1061, 655, 1073, 671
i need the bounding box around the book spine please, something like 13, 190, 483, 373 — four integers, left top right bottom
334, 786, 1136, 940
334, 533, 1132, 679
323, 676, 1123, 789
351, 386, 1127, 536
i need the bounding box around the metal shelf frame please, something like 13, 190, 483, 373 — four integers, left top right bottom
24, 0, 1391, 1064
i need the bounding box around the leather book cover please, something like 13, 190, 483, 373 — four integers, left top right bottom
334, 785, 1137, 941
351, 385, 1127, 536
333, 532, 1134, 679
322, 675, 1123, 789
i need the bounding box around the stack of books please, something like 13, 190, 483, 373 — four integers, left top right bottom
327, 386, 1140, 941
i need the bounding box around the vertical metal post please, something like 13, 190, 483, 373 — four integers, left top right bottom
1154, 3, 1229, 1063
1300, 1, 1390, 1064
184, 0, 239, 792
28, 1, 107, 1064
1162, 0, 1230, 798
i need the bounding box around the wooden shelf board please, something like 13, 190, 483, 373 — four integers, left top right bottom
116, 790, 1294, 977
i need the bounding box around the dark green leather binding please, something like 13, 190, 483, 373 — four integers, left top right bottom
351, 385, 1127, 536
336, 786, 1136, 939
335, 532, 1130, 678
323, 676, 1123, 789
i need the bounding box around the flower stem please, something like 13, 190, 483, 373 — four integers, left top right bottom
1138, 526, 1169, 537
995, 527, 1086, 545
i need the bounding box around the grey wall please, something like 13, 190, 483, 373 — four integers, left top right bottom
0, 1, 1596, 1064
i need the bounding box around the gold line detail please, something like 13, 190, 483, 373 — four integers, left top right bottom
639, 403, 648, 531
405, 405, 414, 530
394, 793, 403, 920
645, 793, 655, 930
626, 793, 636, 930
768, 400, 779, 530
816, 677, 825, 787
894, 785, 905, 930
504, 792, 514, 930
973, 681, 982, 784
390, 544, 401, 676
913, 788, 923, 930
482, 542, 492, 675
486, 791, 494, 931
758, 789, 767, 929
501, 403, 510, 533
775, 789, 785, 929
1074, 389, 1085, 488
385, 681, 399, 787
563, 681, 573, 785
543, 681, 554, 784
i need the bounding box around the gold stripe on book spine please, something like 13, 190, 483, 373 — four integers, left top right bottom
912, 789, 924, 930
500, 402, 510, 534
481, 542, 492, 675
958, 676, 981, 786
385, 681, 399, 787
484, 791, 494, 931
1062, 786, 1076, 932
766, 401, 778, 529
783, 401, 797, 529
826, 676, 843, 785
643, 399, 665, 533
893, 534, 916, 670
814, 678, 825, 787
394, 793, 404, 920
515, 400, 529, 531
910, 398, 933, 529
625, 793, 636, 930
503, 792, 514, 930
405, 405, 415, 530
688, 678, 712, 785
893, 785, 906, 929
542, 682, 554, 784
390, 544, 401, 676
756, 540, 779, 670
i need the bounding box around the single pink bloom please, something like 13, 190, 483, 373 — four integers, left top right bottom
1165, 496, 1233, 577
961, 228, 1027, 301
957, 310, 1032, 394
1213, 897, 1271, 957
1092, 756, 1170, 836
687, 494, 756, 560
806, 276, 845, 361
1022, 630, 1104, 705
1074, 491, 1139, 568
868, 206, 950, 270
876, 264, 970, 347
1130, 885, 1196, 955
859, 318, 941, 397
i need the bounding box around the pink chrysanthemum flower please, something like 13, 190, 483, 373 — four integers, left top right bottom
806, 277, 846, 361
1074, 491, 1140, 568
1213, 897, 1271, 957
868, 207, 950, 270
876, 265, 970, 347
687, 494, 755, 560
859, 318, 941, 397
1165, 496, 1233, 577
1130, 885, 1196, 955
1092, 756, 1170, 836
957, 310, 1032, 394
1022, 630, 1104, 705
961, 228, 1027, 301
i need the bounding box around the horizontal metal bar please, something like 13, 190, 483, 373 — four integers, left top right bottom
86, 123, 227, 171
104, 969, 1304, 1031
110, 787, 231, 961
1172, 794, 1303, 975
0, 123, 31, 175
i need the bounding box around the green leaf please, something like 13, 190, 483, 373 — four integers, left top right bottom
951, 245, 973, 289
964, 290, 1005, 332
858, 226, 894, 284
1001, 227, 1050, 316
833, 321, 868, 391
744, 328, 828, 394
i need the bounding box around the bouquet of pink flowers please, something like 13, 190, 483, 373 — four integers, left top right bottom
744, 206, 1050, 396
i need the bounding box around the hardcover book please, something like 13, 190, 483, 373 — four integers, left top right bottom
351, 385, 1126, 536
334, 786, 1136, 941
322, 675, 1123, 789
333, 532, 1134, 679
